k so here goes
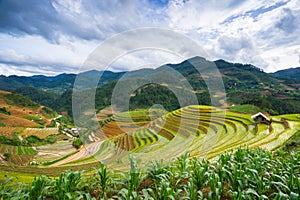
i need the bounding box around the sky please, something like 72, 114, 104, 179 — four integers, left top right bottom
0, 0, 299, 76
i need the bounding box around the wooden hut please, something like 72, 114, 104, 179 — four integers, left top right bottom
251, 112, 271, 125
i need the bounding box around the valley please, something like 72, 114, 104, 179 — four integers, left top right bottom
0, 105, 299, 173
0, 57, 299, 199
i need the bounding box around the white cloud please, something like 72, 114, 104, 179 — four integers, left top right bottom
0, 0, 299, 76
0, 34, 97, 75
109, 50, 184, 72
260, 45, 300, 72
166, 0, 300, 71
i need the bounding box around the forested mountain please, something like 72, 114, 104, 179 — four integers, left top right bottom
14, 87, 58, 108
5, 57, 300, 116
270, 67, 300, 80
0, 70, 124, 94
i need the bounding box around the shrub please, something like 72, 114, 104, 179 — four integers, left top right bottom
0, 107, 10, 115
3, 152, 11, 161
41, 107, 57, 118
26, 135, 41, 145
72, 138, 83, 149
0, 135, 22, 146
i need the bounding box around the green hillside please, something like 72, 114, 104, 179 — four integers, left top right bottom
270, 67, 300, 80
3, 57, 300, 116
0, 92, 40, 109
53, 57, 300, 116
14, 87, 59, 108
0, 70, 124, 94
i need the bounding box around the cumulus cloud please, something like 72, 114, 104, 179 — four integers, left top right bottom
276, 8, 297, 33
0, 0, 164, 44
0, 0, 299, 75
212, 34, 268, 69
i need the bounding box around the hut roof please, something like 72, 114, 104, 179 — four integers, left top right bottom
251, 112, 270, 121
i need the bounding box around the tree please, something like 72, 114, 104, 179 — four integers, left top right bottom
72, 138, 83, 149
3, 152, 11, 161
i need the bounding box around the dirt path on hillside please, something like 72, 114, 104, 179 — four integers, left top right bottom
49, 141, 103, 167
44, 120, 51, 128
36, 106, 51, 128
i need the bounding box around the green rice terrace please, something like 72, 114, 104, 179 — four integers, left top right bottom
1, 105, 300, 199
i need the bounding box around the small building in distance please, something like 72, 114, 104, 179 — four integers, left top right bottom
63, 127, 80, 136
251, 112, 271, 125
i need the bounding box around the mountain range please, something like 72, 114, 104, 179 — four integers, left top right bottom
2, 56, 300, 116
270, 67, 300, 80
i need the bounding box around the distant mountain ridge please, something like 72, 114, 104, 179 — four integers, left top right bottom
1, 57, 297, 93
0, 70, 123, 93
3, 56, 300, 116
270, 67, 300, 80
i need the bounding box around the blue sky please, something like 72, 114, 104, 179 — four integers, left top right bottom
0, 0, 299, 76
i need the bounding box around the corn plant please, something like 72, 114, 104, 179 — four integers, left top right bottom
182, 178, 203, 200
0, 177, 13, 199
2, 148, 299, 199
207, 172, 222, 200
148, 181, 181, 200
190, 158, 209, 190
93, 162, 111, 198
147, 159, 166, 180
118, 156, 146, 199
176, 152, 189, 174
28, 175, 53, 200
51, 170, 85, 199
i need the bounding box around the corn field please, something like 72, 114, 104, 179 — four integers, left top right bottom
0, 148, 299, 200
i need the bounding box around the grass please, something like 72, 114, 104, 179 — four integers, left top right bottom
0, 171, 36, 184
0, 93, 39, 109
29, 105, 295, 171
0, 145, 36, 165
0, 145, 18, 155
229, 104, 263, 114
23, 116, 46, 126
282, 130, 300, 152
0, 127, 16, 138
20, 128, 59, 139
99, 109, 164, 139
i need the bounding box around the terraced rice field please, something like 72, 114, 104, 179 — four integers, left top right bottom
92, 110, 161, 140
0, 127, 17, 138
34, 142, 76, 163
1, 105, 300, 174
0, 113, 38, 127
90, 105, 300, 169
0, 145, 37, 165
20, 128, 59, 139
0, 145, 36, 156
